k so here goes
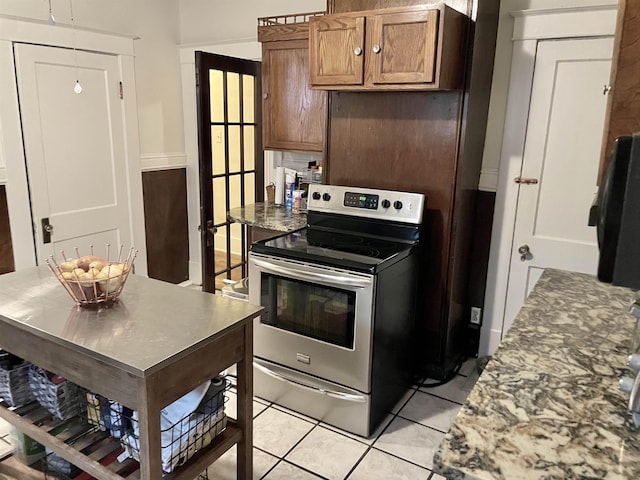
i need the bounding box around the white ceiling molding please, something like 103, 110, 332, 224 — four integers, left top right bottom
0, 14, 137, 55
511, 5, 617, 41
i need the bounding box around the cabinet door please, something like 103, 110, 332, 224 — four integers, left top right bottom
367, 9, 439, 85
309, 15, 366, 85
262, 40, 326, 152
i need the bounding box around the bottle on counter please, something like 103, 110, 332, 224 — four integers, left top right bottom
285, 173, 295, 209
292, 190, 303, 214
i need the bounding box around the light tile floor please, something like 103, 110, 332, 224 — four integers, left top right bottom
207, 358, 480, 480
0, 358, 480, 479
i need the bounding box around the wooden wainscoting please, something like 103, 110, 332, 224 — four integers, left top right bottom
141, 169, 189, 284
0, 185, 15, 275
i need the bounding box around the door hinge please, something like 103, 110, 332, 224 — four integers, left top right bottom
514, 177, 539, 185
119, 81, 123, 100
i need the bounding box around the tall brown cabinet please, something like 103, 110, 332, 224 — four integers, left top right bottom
259, 0, 500, 379
599, 0, 640, 183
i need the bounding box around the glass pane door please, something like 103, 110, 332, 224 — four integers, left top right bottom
196, 52, 263, 292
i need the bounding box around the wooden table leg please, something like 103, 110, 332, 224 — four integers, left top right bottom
137, 380, 164, 480
236, 322, 253, 480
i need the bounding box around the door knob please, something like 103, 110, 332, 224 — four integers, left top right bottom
205, 220, 217, 248
198, 221, 218, 248
41, 217, 53, 244
518, 244, 532, 261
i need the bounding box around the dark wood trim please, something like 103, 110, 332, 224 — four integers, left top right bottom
0, 185, 15, 275
465, 190, 496, 356
598, 0, 640, 184
141, 169, 189, 284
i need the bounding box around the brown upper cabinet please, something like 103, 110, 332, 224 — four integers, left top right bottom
258, 14, 328, 153
309, 4, 465, 91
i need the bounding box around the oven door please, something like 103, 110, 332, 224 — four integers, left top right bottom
249, 252, 374, 392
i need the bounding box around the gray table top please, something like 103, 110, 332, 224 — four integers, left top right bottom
0, 266, 262, 377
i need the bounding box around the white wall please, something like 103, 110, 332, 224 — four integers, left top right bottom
179, 0, 326, 45
0, 0, 185, 162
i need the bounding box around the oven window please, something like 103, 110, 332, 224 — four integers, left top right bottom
260, 274, 356, 349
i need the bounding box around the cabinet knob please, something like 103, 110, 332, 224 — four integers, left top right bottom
263, 93, 269, 100
354, 47, 363, 56
372, 44, 381, 54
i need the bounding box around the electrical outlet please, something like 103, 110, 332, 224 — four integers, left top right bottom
470, 307, 482, 325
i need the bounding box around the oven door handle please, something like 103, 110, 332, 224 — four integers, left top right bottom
251, 258, 371, 289
253, 361, 366, 403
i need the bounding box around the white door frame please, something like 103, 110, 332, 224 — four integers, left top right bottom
0, 15, 147, 275
480, 4, 617, 355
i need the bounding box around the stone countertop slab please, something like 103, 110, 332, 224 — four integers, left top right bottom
228, 202, 307, 232
434, 268, 640, 480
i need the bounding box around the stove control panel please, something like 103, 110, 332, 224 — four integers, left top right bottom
343, 192, 379, 209
307, 184, 425, 224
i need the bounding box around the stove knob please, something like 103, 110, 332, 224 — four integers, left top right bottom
620, 376, 635, 394
312, 192, 321, 200
322, 193, 331, 202
381, 199, 391, 209
631, 375, 640, 412
393, 200, 403, 210
628, 354, 640, 371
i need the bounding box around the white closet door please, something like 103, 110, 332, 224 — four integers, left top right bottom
503, 37, 613, 334
14, 43, 132, 263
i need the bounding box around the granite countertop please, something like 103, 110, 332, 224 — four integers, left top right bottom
434, 268, 640, 479
228, 202, 307, 232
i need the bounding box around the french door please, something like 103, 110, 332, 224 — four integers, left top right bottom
195, 52, 263, 293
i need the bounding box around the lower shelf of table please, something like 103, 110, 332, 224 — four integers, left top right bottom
0, 401, 242, 480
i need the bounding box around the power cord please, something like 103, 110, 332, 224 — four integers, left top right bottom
417, 360, 463, 388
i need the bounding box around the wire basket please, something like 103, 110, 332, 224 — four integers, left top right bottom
46, 245, 137, 307
91, 377, 228, 474
39, 408, 211, 480
28, 365, 84, 421
0, 355, 35, 407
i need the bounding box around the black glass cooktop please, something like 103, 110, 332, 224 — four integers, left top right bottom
250, 227, 417, 274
